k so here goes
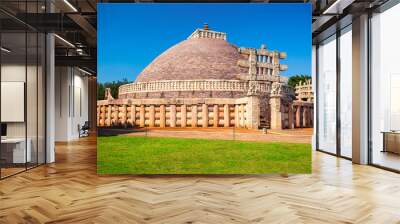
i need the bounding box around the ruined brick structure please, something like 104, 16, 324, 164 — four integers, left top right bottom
97, 25, 313, 129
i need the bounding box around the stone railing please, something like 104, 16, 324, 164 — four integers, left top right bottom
97, 97, 260, 129
270, 83, 295, 96
187, 29, 227, 40
297, 92, 313, 98
239, 74, 289, 83
118, 80, 271, 95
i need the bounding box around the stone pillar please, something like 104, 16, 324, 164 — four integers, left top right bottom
149, 105, 155, 127
191, 105, 197, 127
272, 52, 279, 76
130, 105, 136, 126
295, 105, 301, 128
234, 104, 239, 128
213, 104, 219, 127
224, 104, 230, 127
181, 105, 187, 128
202, 104, 208, 128
246, 96, 260, 129
240, 104, 245, 128
270, 96, 282, 130
170, 105, 176, 127
248, 50, 257, 75
160, 105, 166, 128
139, 105, 145, 127
288, 104, 294, 129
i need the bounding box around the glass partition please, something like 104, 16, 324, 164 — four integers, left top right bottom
38, 32, 46, 165
0, 1, 46, 179
339, 26, 352, 158
27, 31, 38, 169
1, 31, 28, 177
370, 3, 400, 171
317, 34, 337, 154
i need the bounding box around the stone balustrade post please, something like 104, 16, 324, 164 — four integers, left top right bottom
240, 104, 245, 128
160, 105, 166, 128
139, 105, 145, 127
130, 105, 136, 126
310, 108, 314, 126
224, 104, 230, 127
97, 106, 100, 126
234, 104, 239, 128
214, 105, 219, 127
303, 107, 308, 127
114, 105, 119, 126
107, 105, 112, 127
181, 105, 186, 128
121, 105, 127, 126
288, 104, 294, 129
170, 105, 176, 127
246, 96, 260, 129
149, 105, 155, 127
202, 104, 208, 128
270, 96, 282, 130
192, 105, 198, 127
296, 105, 301, 128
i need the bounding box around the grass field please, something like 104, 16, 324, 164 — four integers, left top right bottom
97, 136, 311, 174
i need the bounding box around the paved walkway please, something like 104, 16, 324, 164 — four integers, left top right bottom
99, 127, 313, 144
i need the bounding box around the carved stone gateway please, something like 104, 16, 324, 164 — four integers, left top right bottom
104, 88, 114, 100
295, 79, 313, 102
97, 25, 313, 130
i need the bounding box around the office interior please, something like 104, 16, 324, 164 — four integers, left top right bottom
0, 0, 399, 176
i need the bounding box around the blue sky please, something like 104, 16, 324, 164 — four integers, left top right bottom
98, 3, 311, 83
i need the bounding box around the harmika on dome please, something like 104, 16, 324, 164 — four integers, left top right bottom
97, 24, 313, 130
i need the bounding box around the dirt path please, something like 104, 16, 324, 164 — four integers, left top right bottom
99, 128, 313, 144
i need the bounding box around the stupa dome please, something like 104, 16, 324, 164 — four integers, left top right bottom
135, 37, 247, 82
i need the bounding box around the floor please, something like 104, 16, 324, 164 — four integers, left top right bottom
0, 136, 400, 223
372, 151, 400, 171
1, 163, 45, 179
0, 167, 25, 178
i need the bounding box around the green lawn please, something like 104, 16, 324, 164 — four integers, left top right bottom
97, 136, 311, 174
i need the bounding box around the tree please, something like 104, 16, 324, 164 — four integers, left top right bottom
97, 78, 131, 100
287, 75, 311, 88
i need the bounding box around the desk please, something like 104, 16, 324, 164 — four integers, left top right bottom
381, 131, 400, 154
1, 138, 31, 163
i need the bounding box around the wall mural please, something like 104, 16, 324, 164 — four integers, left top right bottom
97, 3, 313, 174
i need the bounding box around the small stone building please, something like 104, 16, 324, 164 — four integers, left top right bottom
97, 25, 313, 130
